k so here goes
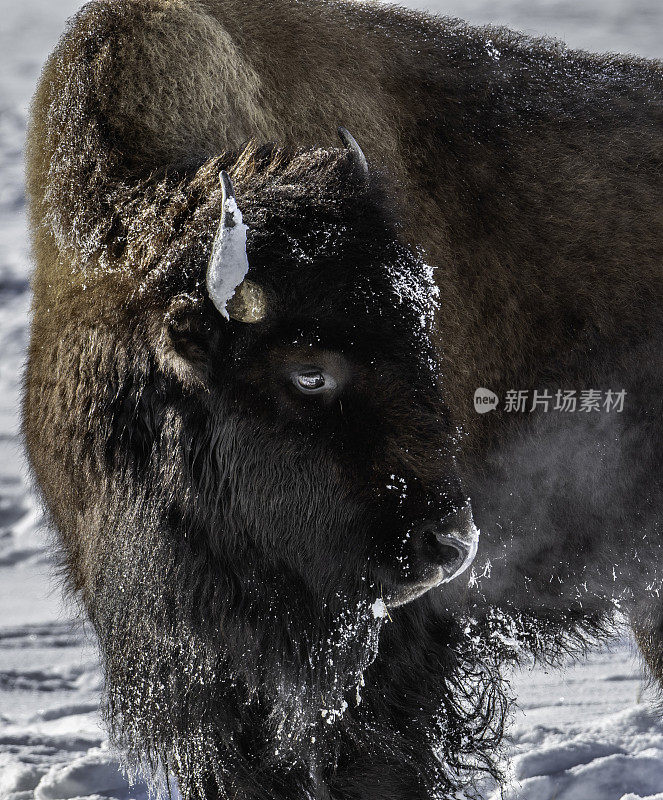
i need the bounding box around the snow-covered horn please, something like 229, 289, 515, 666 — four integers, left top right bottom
206, 171, 266, 323
337, 126, 369, 178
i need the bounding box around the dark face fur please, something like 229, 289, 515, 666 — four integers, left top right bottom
161, 151, 475, 613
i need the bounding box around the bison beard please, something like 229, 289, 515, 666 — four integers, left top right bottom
91, 485, 505, 799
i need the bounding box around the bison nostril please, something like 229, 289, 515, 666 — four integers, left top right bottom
388, 509, 479, 605
411, 506, 478, 583
423, 529, 465, 568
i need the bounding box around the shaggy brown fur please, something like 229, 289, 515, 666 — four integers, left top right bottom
23, 0, 663, 797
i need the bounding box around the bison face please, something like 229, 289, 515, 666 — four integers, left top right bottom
157, 146, 478, 618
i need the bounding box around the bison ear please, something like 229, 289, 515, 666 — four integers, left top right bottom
164, 294, 212, 368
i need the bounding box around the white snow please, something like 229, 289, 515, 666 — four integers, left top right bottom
206, 193, 250, 320
483, 640, 663, 800
1, 1, 663, 798
34, 748, 143, 800
320, 701, 348, 724
371, 598, 388, 619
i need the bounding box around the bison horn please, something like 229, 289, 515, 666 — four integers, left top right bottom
206, 171, 266, 323
337, 126, 369, 178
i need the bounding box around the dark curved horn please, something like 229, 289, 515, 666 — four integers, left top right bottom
206, 171, 250, 320
337, 126, 369, 178
219, 170, 236, 225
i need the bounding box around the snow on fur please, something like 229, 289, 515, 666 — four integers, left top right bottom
205, 194, 250, 320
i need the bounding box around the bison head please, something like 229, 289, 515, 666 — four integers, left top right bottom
185, 135, 478, 613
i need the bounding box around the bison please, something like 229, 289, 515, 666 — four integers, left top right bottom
23, 0, 663, 797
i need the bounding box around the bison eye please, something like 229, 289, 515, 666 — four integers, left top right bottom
292, 369, 338, 396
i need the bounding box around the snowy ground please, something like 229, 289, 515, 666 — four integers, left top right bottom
1, 1, 662, 798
